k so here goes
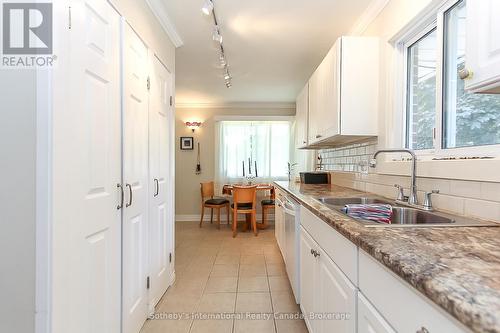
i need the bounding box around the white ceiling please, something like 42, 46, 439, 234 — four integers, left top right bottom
163, 0, 373, 106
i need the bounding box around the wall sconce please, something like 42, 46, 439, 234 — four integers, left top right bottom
186, 121, 202, 132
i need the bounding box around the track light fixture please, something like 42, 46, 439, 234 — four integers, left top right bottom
201, 0, 213, 16
202, 0, 233, 88
212, 26, 222, 44
219, 54, 227, 67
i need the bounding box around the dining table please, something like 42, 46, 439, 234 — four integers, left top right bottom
222, 183, 275, 230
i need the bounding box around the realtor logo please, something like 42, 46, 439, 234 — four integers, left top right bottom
1, 1, 54, 68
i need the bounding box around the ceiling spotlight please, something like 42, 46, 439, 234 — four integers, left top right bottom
223, 69, 231, 80
201, 0, 213, 15
212, 27, 222, 44
219, 54, 226, 67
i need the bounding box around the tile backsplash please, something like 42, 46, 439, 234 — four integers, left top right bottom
318, 140, 378, 172
317, 140, 500, 223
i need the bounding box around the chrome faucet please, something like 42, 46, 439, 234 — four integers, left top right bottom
370, 149, 419, 206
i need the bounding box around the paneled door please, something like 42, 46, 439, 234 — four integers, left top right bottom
300, 227, 318, 333
122, 22, 150, 333
148, 55, 173, 310
317, 245, 356, 333
52, 0, 121, 331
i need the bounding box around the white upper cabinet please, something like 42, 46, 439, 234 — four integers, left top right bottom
295, 83, 309, 148
305, 36, 379, 147
465, 0, 500, 93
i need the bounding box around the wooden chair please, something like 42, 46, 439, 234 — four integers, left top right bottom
231, 185, 258, 237
200, 182, 229, 229
260, 187, 275, 229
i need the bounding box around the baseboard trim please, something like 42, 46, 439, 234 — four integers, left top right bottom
175, 214, 275, 223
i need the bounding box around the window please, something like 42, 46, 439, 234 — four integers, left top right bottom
216, 120, 290, 182
406, 29, 437, 150
403, 0, 500, 153
443, 1, 500, 148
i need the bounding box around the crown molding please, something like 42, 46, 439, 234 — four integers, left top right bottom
349, 0, 390, 35
175, 101, 296, 109
145, 0, 183, 48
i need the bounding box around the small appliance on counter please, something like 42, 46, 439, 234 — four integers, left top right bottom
299, 172, 330, 184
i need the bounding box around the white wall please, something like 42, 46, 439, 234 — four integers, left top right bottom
0, 70, 37, 333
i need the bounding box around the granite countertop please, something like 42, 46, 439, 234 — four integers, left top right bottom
274, 181, 500, 333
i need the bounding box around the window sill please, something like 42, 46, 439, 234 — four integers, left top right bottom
376, 158, 500, 182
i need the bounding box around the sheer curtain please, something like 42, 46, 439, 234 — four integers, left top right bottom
215, 120, 291, 190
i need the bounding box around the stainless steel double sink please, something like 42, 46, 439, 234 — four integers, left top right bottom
316, 197, 499, 227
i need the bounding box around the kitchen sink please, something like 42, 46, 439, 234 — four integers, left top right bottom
315, 196, 498, 227
317, 197, 391, 206
389, 207, 454, 225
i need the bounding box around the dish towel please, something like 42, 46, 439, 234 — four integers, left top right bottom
342, 204, 393, 224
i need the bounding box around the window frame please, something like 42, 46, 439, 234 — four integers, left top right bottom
213, 115, 294, 182
398, 0, 500, 159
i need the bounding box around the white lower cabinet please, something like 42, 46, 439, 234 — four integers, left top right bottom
299, 207, 471, 333
300, 226, 356, 333
358, 293, 395, 333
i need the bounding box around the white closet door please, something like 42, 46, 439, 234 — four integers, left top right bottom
148, 55, 173, 309
52, 0, 121, 332
122, 22, 150, 333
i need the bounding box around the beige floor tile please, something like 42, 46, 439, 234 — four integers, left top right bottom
268, 276, 291, 293
241, 255, 266, 265
234, 317, 276, 333
140, 318, 192, 333
265, 253, 284, 264
190, 319, 233, 333
157, 292, 200, 313
142, 221, 306, 333
205, 276, 238, 293
196, 292, 236, 313
238, 276, 269, 293
236, 292, 272, 313
266, 263, 287, 276
275, 318, 308, 333
215, 254, 240, 265
243, 246, 264, 255
211, 264, 239, 277
239, 264, 267, 277
271, 291, 300, 314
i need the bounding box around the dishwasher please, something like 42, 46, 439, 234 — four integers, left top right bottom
282, 194, 301, 304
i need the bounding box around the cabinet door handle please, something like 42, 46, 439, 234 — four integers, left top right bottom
315, 134, 322, 139
416, 327, 429, 333
154, 178, 159, 197
126, 184, 133, 207
117, 183, 124, 210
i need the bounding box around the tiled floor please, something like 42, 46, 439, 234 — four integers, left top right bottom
140, 221, 308, 333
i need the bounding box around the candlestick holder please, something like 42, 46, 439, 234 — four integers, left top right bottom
245, 174, 256, 185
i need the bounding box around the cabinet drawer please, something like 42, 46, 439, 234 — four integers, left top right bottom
359, 250, 471, 333
300, 207, 357, 284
